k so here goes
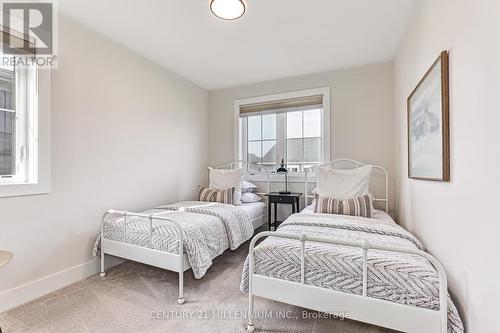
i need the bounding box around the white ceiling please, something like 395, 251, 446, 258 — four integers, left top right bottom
59, 0, 418, 90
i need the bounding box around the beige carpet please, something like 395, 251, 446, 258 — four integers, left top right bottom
0, 240, 395, 333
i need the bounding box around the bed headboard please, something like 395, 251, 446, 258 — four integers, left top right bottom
304, 159, 389, 213
215, 160, 270, 196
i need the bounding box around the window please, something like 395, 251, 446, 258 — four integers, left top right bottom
286, 109, 321, 172
246, 114, 277, 169
0, 55, 38, 185
0, 68, 15, 176
236, 88, 330, 175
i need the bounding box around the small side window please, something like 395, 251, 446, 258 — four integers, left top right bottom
0, 56, 38, 185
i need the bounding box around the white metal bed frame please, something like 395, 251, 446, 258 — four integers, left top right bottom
99, 210, 188, 304
99, 161, 270, 305
247, 159, 448, 333
305, 159, 389, 212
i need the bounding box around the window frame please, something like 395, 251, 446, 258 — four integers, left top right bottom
234, 87, 330, 182
0, 68, 51, 197
240, 113, 281, 171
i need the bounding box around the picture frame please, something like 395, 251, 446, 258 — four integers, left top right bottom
407, 50, 450, 181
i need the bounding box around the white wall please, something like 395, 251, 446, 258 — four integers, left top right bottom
0, 16, 208, 310
394, 1, 500, 332
208, 62, 395, 212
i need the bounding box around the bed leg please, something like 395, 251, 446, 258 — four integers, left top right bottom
177, 270, 185, 305
99, 237, 106, 278
247, 234, 259, 332
99, 214, 107, 278
247, 294, 255, 332
99, 254, 106, 278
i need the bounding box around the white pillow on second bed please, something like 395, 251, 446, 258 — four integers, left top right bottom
241, 192, 262, 203
315, 164, 372, 200
241, 180, 258, 193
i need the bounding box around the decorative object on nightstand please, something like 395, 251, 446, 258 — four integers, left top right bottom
265, 192, 302, 231
276, 158, 291, 194
0, 250, 13, 333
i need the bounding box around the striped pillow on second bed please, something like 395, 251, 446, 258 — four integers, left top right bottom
314, 193, 374, 218
197, 186, 235, 204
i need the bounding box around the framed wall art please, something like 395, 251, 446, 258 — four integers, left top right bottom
408, 50, 450, 181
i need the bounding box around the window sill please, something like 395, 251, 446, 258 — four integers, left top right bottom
246, 173, 317, 183
0, 181, 51, 198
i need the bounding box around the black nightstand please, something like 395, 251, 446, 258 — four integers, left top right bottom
265, 192, 302, 230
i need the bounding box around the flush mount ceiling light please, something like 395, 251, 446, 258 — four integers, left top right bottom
210, 0, 246, 20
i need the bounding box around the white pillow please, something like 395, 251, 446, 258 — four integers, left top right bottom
208, 167, 243, 205
315, 165, 372, 200
241, 192, 262, 203
241, 180, 258, 193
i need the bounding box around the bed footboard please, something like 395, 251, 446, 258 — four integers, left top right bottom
246, 231, 448, 333
100, 210, 187, 304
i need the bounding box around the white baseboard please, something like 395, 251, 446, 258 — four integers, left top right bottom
0, 257, 123, 313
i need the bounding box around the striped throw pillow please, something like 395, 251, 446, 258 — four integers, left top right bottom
314, 193, 374, 218
197, 186, 234, 204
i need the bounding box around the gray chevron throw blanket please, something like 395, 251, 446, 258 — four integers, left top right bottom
157, 201, 214, 211
93, 202, 253, 279
157, 201, 254, 250
240, 213, 464, 333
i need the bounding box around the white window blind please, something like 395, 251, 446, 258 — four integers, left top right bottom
239, 94, 323, 116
